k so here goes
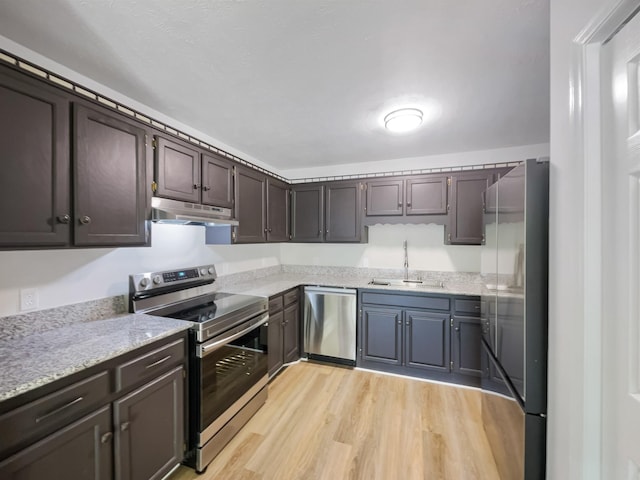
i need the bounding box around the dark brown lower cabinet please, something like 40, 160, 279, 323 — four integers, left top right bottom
114, 366, 184, 480
358, 291, 485, 387
359, 305, 449, 373
0, 405, 112, 479
0, 334, 186, 480
268, 288, 300, 377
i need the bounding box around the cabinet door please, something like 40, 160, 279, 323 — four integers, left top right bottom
366, 179, 403, 216
325, 181, 362, 242
360, 306, 402, 366
406, 175, 447, 215
154, 135, 200, 203
268, 309, 284, 377
291, 184, 324, 242
404, 310, 450, 372
0, 66, 70, 247
266, 178, 290, 242
0, 406, 112, 480
452, 316, 484, 377
74, 103, 149, 246
113, 366, 184, 480
234, 166, 266, 243
283, 302, 300, 363
447, 171, 494, 244
201, 153, 234, 208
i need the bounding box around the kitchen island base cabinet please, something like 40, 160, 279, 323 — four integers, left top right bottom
0, 406, 112, 480
114, 366, 184, 480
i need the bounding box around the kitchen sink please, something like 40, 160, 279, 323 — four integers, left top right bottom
368, 278, 445, 288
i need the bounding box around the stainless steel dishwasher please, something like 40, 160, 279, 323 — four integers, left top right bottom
303, 286, 357, 364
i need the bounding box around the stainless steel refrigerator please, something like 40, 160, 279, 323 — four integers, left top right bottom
480, 159, 549, 479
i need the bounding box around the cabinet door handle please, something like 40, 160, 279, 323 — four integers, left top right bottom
326, 229, 329, 234
202, 186, 210, 191
397, 320, 401, 325
193, 184, 199, 190
79, 216, 91, 225
145, 355, 171, 369
35, 396, 84, 423
398, 203, 403, 207
101, 432, 113, 444
120, 422, 130, 432
455, 326, 460, 332
406, 202, 412, 207
57, 214, 71, 224
406, 321, 410, 326
268, 228, 272, 233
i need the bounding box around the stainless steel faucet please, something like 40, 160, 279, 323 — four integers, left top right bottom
403, 240, 409, 280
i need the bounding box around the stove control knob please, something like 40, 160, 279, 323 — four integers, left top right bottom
200, 268, 207, 275
139, 277, 150, 288
152, 275, 162, 285
208, 267, 215, 275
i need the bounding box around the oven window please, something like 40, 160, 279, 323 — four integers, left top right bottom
199, 326, 268, 430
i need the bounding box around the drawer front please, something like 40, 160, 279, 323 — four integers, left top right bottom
360, 291, 450, 311
269, 295, 283, 313
0, 371, 110, 456
454, 298, 482, 316
283, 289, 298, 307
116, 338, 185, 391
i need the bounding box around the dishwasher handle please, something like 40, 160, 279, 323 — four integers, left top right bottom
304, 286, 357, 296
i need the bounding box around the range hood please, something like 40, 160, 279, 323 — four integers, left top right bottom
151, 197, 238, 226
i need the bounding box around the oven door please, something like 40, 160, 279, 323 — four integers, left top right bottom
195, 312, 269, 445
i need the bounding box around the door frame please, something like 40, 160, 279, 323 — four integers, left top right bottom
570, 1, 640, 477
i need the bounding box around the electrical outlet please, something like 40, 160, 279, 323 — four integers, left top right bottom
20, 288, 38, 311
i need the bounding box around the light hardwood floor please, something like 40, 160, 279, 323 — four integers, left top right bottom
170, 362, 499, 480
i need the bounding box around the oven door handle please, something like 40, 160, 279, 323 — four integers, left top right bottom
197, 312, 269, 358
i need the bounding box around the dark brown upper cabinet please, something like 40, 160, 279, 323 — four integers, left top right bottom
266, 178, 290, 242
74, 103, 150, 246
202, 152, 234, 208
291, 184, 324, 242
154, 135, 200, 203
447, 171, 495, 245
364, 175, 447, 224
234, 166, 267, 243
291, 181, 364, 243
325, 180, 363, 243
406, 175, 448, 215
0, 65, 70, 248
234, 166, 290, 244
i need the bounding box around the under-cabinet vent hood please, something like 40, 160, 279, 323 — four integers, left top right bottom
151, 197, 238, 226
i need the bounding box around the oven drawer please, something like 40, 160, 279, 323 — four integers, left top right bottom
116, 338, 185, 391
0, 371, 110, 456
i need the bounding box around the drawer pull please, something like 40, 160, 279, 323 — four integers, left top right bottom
120, 421, 130, 432
35, 396, 84, 423
101, 432, 113, 444
145, 355, 172, 369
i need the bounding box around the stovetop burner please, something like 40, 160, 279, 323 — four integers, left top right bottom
129, 265, 268, 342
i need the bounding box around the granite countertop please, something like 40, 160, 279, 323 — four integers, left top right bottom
0, 314, 192, 402
219, 272, 486, 298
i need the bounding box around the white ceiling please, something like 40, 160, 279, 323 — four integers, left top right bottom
0, 0, 549, 171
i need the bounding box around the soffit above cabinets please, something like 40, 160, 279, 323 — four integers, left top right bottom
0, 0, 549, 170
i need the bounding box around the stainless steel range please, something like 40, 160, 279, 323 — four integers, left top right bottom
129, 265, 268, 473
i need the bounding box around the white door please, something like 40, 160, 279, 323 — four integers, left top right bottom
601, 10, 640, 479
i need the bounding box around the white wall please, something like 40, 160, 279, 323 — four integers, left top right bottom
549, 0, 607, 478
282, 143, 549, 180
0, 224, 280, 317
282, 224, 481, 272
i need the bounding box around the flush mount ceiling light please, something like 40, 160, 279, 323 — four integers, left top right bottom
384, 108, 423, 133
